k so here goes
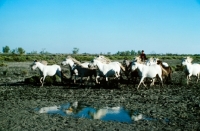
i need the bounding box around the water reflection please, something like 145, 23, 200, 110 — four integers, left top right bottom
37, 102, 154, 124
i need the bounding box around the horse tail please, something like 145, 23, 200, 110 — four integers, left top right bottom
57, 65, 62, 77
159, 65, 168, 76
168, 66, 173, 80
57, 65, 62, 72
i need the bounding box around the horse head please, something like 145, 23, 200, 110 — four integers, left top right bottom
186, 56, 193, 63
61, 58, 70, 66
95, 55, 111, 64
122, 59, 130, 67
88, 59, 97, 68
133, 56, 142, 63
146, 57, 155, 66
182, 56, 193, 66
31, 60, 39, 70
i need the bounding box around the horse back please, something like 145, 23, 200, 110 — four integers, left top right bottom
142, 64, 162, 76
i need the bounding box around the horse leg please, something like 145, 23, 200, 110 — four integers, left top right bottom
195, 73, 199, 83
150, 78, 155, 87
74, 75, 77, 84
74, 70, 78, 84
87, 76, 92, 86
137, 77, 145, 90
105, 76, 110, 87
114, 71, 119, 79
106, 77, 108, 81
80, 76, 83, 85
57, 71, 62, 84
40, 77, 44, 87
40, 75, 46, 87
96, 76, 100, 84
187, 74, 192, 85
158, 75, 163, 87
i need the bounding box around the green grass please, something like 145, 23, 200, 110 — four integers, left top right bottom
1, 54, 200, 62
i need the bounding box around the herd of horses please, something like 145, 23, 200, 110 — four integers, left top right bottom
30, 55, 200, 89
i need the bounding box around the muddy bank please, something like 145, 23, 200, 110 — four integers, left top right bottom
0, 61, 200, 130
1, 82, 200, 130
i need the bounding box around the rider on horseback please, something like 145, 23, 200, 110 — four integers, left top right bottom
140, 50, 147, 62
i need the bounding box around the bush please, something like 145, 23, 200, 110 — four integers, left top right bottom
13, 56, 26, 62
24, 75, 61, 85
24, 76, 40, 84
0, 61, 7, 67
175, 64, 185, 71
2, 69, 8, 76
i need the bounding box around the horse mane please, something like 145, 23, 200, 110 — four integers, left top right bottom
148, 57, 154, 63
186, 56, 193, 63
41, 60, 48, 65
154, 58, 159, 62
67, 56, 82, 65
94, 55, 111, 64
134, 56, 143, 64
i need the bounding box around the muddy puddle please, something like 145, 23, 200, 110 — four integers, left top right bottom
35, 101, 163, 124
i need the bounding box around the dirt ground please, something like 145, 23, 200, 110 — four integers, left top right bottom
0, 60, 200, 131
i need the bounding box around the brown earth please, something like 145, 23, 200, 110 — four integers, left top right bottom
0, 60, 200, 131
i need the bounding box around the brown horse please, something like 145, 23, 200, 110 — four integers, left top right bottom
157, 60, 173, 84
122, 59, 139, 86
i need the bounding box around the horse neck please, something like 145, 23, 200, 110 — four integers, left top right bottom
185, 60, 192, 67
136, 63, 146, 71
71, 58, 82, 65
36, 62, 45, 71
185, 62, 192, 68
68, 59, 75, 68
95, 60, 104, 71
127, 61, 132, 70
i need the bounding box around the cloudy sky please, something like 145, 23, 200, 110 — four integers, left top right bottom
0, 0, 200, 54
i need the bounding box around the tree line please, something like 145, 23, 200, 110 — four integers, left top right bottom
2, 45, 199, 56
2, 46, 25, 55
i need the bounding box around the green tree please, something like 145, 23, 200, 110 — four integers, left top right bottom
138, 50, 142, 55
125, 51, 131, 56
17, 47, 25, 55
72, 48, 79, 54
131, 50, 137, 55
11, 48, 17, 54
107, 52, 111, 55
2, 46, 10, 53
115, 51, 120, 55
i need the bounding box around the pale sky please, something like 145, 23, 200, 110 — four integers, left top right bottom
0, 0, 200, 54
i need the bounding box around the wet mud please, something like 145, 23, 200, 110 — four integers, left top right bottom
0, 61, 200, 131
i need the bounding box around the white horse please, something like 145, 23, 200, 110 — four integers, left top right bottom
146, 57, 169, 67
145, 57, 172, 83
31, 60, 62, 87
153, 58, 169, 67
61, 56, 96, 84
145, 57, 156, 66
131, 56, 163, 90
88, 56, 125, 84
181, 56, 200, 84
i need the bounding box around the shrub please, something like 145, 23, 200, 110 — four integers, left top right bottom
21, 70, 28, 76
2, 69, 8, 76
0, 61, 7, 67
13, 56, 26, 62
175, 64, 185, 71
24, 76, 40, 84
